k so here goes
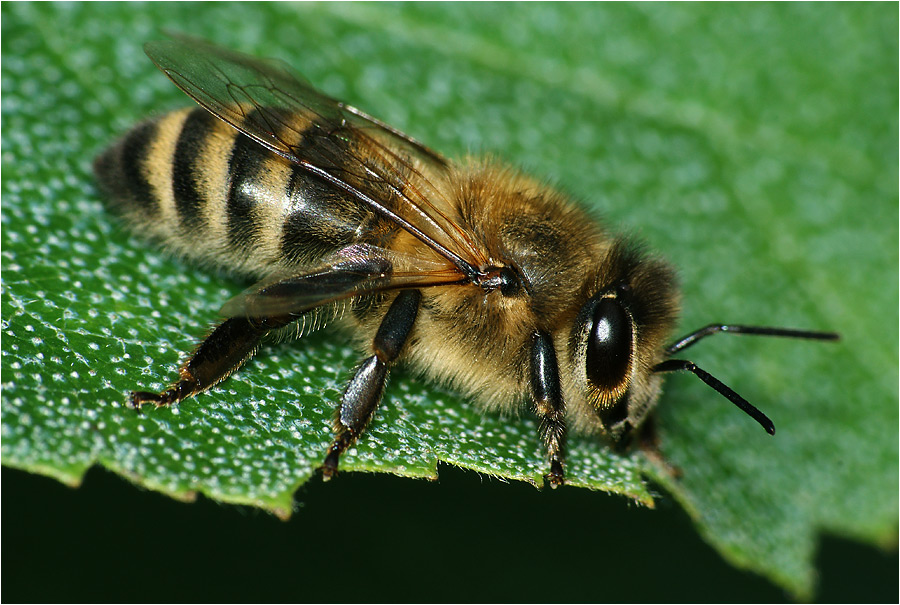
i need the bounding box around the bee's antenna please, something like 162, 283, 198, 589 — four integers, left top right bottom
655, 324, 838, 434
665, 324, 839, 357
652, 359, 776, 435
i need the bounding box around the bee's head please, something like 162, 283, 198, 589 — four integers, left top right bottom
571, 241, 678, 443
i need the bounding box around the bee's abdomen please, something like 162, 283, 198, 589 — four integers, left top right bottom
95, 107, 377, 277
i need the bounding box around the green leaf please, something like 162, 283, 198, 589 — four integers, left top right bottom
2, 3, 896, 599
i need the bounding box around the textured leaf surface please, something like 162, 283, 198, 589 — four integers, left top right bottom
2, 3, 896, 598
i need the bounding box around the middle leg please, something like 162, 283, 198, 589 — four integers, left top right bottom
321, 289, 421, 480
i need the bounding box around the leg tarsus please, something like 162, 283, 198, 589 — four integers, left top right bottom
544, 458, 565, 489
130, 390, 171, 409
321, 428, 358, 481
129, 370, 201, 409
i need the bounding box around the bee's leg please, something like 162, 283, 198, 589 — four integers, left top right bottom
635, 415, 683, 480
321, 289, 421, 480
530, 330, 567, 488
130, 315, 292, 409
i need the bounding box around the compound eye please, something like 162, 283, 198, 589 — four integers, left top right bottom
586, 297, 633, 390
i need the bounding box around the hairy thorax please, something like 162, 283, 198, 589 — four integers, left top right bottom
378, 162, 612, 413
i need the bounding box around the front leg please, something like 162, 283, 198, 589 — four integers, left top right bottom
530, 330, 567, 488
321, 289, 421, 480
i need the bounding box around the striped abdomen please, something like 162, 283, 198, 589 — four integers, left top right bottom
94, 106, 386, 278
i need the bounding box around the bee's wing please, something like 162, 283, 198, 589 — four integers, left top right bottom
144, 36, 487, 274
220, 243, 464, 319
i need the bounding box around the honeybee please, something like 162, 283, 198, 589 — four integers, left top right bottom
94, 36, 838, 487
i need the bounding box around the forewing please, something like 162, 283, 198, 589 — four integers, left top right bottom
220, 243, 464, 319
144, 36, 485, 271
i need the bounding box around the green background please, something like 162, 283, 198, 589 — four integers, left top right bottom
2, 3, 897, 601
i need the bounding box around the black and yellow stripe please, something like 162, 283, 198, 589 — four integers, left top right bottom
94, 106, 388, 278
